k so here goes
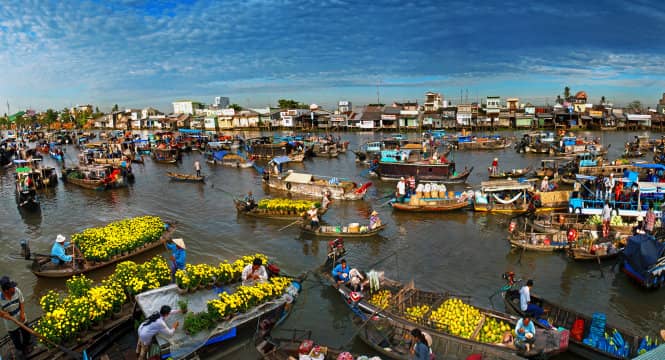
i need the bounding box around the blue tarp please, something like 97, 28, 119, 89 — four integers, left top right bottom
213, 150, 228, 161
624, 234, 665, 273
633, 163, 665, 171
271, 156, 291, 165
178, 128, 202, 134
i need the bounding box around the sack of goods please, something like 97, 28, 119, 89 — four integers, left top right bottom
348, 223, 360, 233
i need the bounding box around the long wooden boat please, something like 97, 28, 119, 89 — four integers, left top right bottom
263, 171, 371, 200
503, 286, 646, 360
93, 157, 124, 166
233, 199, 328, 220
0, 302, 136, 360
567, 245, 624, 261
620, 234, 665, 289
319, 244, 568, 360
375, 156, 473, 183
300, 224, 385, 237
152, 148, 179, 164
61, 166, 127, 190
256, 329, 353, 360
455, 136, 512, 151
166, 171, 204, 182
30, 224, 176, 278
473, 180, 569, 213
508, 230, 569, 252
139, 276, 305, 359
529, 213, 633, 237
391, 195, 470, 212
489, 167, 532, 180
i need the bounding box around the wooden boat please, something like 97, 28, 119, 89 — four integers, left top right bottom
473, 180, 569, 214
93, 157, 124, 166
319, 243, 568, 360
256, 329, 354, 360
166, 171, 205, 182
245, 137, 307, 162
516, 132, 555, 154
233, 199, 328, 220
15, 167, 40, 211
30, 223, 176, 278
529, 213, 633, 237
263, 167, 370, 201
391, 194, 471, 212
567, 245, 624, 261
508, 230, 569, 252
206, 151, 255, 168
62, 165, 128, 190
454, 135, 512, 151
300, 224, 385, 237
489, 167, 532, 180
151, 148, 178, 164
503, 286, 646, 360
309, 142, 339, 158
374, 149, 473, 183
0, 302, 136, 360
12, 159, 58, 189
139, 276, 305, 359
620, 234, 665, 289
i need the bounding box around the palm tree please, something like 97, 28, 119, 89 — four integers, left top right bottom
600, 96, 606, 105
563, 86, 571, 101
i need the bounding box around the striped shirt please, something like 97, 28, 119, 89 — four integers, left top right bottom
0, 288, 25, 331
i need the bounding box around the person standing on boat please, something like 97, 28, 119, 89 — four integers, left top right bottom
369, 210, 382, 230
241, 258, 268, 285
165, 238, 186, 276
244, 191, 256, 211
0, 277, 30, 356
136, 305, 178, 360
491, 157, 499, 176
540, 176, 549, 192
321, 191, 332, 209
194, 160, 201, 177
645, 204, 657, 234
408, 175, 416, 196
396, 177, 407, 203
514, 316, 536, 352
50, 234, 73, 266
519, 280, 543, 319
601, 200, 612, 238
307, 204, 320, 229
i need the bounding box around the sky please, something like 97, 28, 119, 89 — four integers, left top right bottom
1, 0, 665, 114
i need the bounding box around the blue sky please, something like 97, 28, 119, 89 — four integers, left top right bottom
1, 0, 665, 113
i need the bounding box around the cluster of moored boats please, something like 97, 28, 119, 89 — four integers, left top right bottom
2, 128, 665, 360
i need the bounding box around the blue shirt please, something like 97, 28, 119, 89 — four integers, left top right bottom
413, 341, 429, 360
166, 243, 186, 270
51, 242, 72, 264
515, 318, 535, 341
331, 263, 349, 280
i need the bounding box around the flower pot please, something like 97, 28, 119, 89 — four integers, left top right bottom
177, 286, 188, 295
198, 284, 206, 290
188, 287, 196, 293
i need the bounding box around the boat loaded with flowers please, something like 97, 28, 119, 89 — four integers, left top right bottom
0, 257, 172, 360
234, 198, 328, 220
31, 216, 175, 278
137, 253, 305, 359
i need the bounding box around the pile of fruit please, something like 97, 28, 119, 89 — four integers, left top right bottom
257, 198, 320, 213
429, 298, 482, 338
404, 304, 431, 323
368, 290, 392, 309
586, 215, 625, 226
477, 317, 512, 344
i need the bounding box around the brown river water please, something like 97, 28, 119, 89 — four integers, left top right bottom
0, 130, 663, 359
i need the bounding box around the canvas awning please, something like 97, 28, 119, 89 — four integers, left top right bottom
283, 172, 312, 184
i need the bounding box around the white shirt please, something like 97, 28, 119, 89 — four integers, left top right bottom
241, 264, 268, 285
194, 161, 200, 171
519, 285, 531, 311
307, 208, 319, 221
396, 181, 406, 195
138, 317, 175, 345
601, 204, 612, 220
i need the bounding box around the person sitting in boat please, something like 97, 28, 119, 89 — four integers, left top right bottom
136, 305, 178, 360
50, 234, 73, 266
519, 279, 544, 319
439, 153, 449, 164
244, 191, 256, 211
241, 257, 268, 285
307, 205, 320, 229
431, 148, 439, 163
331, 259, 350, 285
369, 210, 382, 230
514, 316, 536, 352
410, 328, 432, 360
348, 268, 365, 292
632, 216, 646, 235
165, 238, 186, 275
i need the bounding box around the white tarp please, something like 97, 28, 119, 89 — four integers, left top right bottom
283, 172, 313, 184
136, 283, 297, 359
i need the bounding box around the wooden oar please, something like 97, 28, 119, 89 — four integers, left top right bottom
0, 311, 83, 359
278, 219, 302, 232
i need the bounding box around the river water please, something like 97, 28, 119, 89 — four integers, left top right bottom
1, 130, 663, 359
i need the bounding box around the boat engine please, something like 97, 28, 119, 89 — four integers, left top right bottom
502, 271, 515, 286
20, 239, 31, 260
327, 238, 345, 260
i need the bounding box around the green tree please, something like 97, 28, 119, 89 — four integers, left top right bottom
229, 103, 242, 111
44, 109, 58, 127
95, 106, 100, 113
563, 86, 570, 100
277, 99, 309, 109
112, 104, 119, 112
629, 100, 642, 112
600, 96, 606, 105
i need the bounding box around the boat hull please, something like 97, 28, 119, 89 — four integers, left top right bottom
264, 176, 367, 200
300, 224, 385, 237
391, 200, 469, 212
376, 162, 473, 183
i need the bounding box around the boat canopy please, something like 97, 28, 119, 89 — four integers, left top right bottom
380, 149, 411, 162
637, 182, 665, 193
178, 128, 202, 134
212, 150, 228, 161
283, 172, 313, 184
624, 234, 665, 273
480, 179, 532, 192
271, 156, 291, 165
633, 163, 665, 171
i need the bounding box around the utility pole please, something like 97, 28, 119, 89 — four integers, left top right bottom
376, 80, 381, 105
